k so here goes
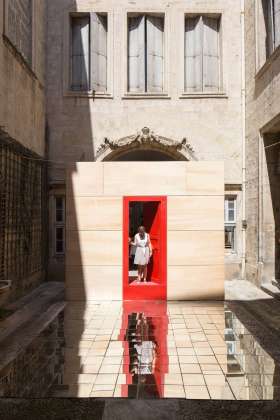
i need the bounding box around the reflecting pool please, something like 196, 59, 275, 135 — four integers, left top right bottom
55, 300, 280, 399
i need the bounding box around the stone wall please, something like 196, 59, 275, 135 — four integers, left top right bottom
0, 0, 46, 156
245, 0, 280, 286
46, 0, 244, 281
0, 0, 47, 300
0, 310, 64, 397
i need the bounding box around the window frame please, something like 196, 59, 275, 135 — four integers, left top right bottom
54, 196, 65, 256
64, 9, 113, 98
70, 13, 91, 92
180, 12, 226, 98
224, 196, 237, 252
123, 10, 170, 99
184, 13, 222, 95
264, 0, 280, 58
256, 0, 280, 74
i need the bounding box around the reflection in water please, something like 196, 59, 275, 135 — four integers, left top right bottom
225, 305, 280, 400
125, 313, 158, 397
119, 301, 168, 398
56, 300, 280, 399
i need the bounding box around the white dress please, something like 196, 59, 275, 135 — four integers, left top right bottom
134, 341, 155, 374
134, 233, 150, 266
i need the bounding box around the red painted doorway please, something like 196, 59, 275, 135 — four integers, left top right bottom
123, 196, 167, 300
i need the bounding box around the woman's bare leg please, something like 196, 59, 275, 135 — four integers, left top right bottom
140, 266, 144, 281
137, 265, 142, 282
143, 265, 147, 282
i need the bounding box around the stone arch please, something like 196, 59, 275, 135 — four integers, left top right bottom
95, 127, 196, 162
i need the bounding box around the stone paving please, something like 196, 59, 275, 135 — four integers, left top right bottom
56, 299, 280, 400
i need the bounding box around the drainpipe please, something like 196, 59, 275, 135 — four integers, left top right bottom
240, 0, 246, 279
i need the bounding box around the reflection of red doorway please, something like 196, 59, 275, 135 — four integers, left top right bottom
118, 300, 169, 398
123, 197, 167, 300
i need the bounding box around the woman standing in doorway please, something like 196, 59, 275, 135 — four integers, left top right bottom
133, 226, 152, 283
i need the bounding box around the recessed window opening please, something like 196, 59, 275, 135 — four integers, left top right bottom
70, 13, 108, 92
225, 196, 237, 252
185, 14, 221, 93
54, 196, 65, 255
128, 14, 164, 93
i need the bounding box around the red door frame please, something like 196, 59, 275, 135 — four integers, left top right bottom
123, 196, 167, 301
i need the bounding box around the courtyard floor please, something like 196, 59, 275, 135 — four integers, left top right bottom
55, 295, 280, 400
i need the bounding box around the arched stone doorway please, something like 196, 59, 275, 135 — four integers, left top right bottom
108, 149, 181, 161
95, 127, 196, 162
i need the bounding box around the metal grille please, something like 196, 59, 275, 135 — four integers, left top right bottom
0, 132, 47, 292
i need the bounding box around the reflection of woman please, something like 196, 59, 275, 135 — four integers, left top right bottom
135, 315, 156, 374
126, 312, 159, 398
132, 226, 152, 283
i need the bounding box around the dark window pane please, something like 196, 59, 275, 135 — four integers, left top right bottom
56, 241, 64, 254
56, 197, 63, 209
56, 209, 63, 223
56, 227, 64, 241
228, 209, 235, 222
225, 226, 235, 250
55, 197, 64, 222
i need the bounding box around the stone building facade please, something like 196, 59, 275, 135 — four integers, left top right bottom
245, 0, 280, 288
0, 0, 47, 300
0, 0, 45, 156
46, 0, 244, 284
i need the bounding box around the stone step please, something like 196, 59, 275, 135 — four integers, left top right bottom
0, 282, 64, 343
272, 279, 280, 288
49, 384, 70, 397
260, 283, 280, 301
0, 301, 66, 372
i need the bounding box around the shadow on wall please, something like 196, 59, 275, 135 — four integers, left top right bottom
66, 2, 94, 396
254, 51, 280, 99
46, 0, 94, 396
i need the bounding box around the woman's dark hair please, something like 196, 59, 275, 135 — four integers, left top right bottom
138, 225, 146, 238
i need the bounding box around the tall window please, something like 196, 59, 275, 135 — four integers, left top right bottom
185, 15, 220, 93
263, 0, 280, 58
225, 197, 237, 251
54, 197, 65, 255
5, 0, 33, 65
71, 13, 107, 92
128, 14, 164, 93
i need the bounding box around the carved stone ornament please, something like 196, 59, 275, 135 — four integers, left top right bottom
96, 127, 196, 161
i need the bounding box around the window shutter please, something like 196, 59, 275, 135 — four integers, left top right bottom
90, 13, 107, 92
146, 16, 164, 93
203, 17, 219, 92
71, 17, 90, 91
274, 0, 280, 48
128, 16, 145, 92
185, 17, 202, 92
263, 0, 274, 56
